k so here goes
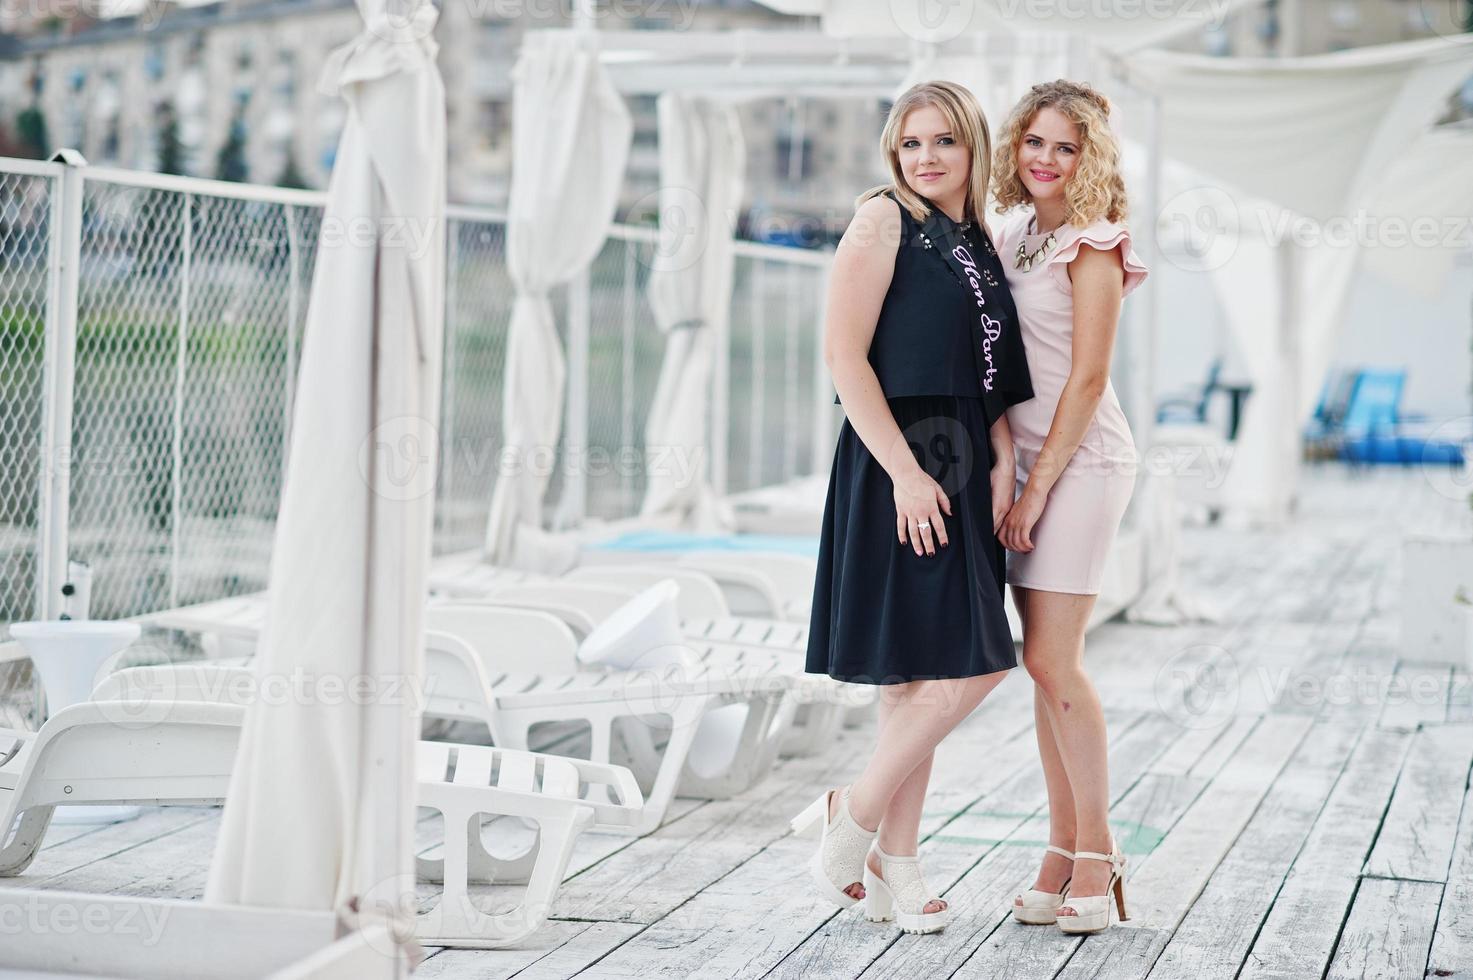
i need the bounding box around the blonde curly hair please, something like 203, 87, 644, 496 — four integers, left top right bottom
991, 79, 1127, 226
856, 80, 992, 226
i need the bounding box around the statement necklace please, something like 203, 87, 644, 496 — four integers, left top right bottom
1014, 217, 1057, 272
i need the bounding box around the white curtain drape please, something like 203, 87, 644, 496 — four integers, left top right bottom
484, 32, 631, 566
639, 94, 744, 528
1123, 36, 1473, 521
206, 0, 446, 952
1362, 125, 1473, 298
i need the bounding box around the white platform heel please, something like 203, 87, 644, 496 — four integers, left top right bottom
790, 787, 876, 908
862, 846, 949, 934
1055, 841, 1128, 935
1010, 844, 1075, 925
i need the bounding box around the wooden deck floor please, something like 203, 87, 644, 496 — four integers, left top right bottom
10, 464, 1473, 979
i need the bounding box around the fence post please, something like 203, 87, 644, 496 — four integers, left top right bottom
810, 253, 834, 477
35, 150, 85, 621
553, 267, 590, 529
169, 192, 192, 611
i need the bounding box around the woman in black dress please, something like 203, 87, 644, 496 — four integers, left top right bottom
791, 81, 1033, 934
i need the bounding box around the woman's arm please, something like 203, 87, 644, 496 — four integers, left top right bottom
825, 195, 952, 556
1000, 242, 1124, 551
989, 412, 1016, 533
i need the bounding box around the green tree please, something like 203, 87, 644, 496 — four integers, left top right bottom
214, 111, 249, 183
275, 148, 309, 189
14, 106, 49, 159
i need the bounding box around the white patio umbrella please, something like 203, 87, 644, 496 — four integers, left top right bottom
639, 93, 744, 527
204, 0, 446, 957
483, 31, 631, 568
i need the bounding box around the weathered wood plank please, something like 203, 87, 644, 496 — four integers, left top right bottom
1145, 718, 1367, 979
1325, 878, 1442, 980
550, 683, 1042, 926
1363, 723, 1473, 882
415, 921, 642, 980
1377, 661, 1452, 731
773, 713, 1183, 980
1427, 756, 1473, 980
963, 714, 1312, 980
1239, 725, 1413, 979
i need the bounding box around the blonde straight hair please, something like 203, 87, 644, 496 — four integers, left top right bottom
857, 81, 992, 225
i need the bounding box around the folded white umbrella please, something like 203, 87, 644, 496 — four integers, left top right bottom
203, 0, 446, 956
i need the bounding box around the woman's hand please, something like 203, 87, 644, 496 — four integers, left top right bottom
990, 459, 1016, 534
894, 467, 951, 557
999, 485, 1045, 553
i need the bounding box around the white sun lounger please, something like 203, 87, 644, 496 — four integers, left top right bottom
431, 583, 863, 758
141, 576, 863, 762
138, 588, 796, 825
435, 547, 817, 624
0, 680, 644, 949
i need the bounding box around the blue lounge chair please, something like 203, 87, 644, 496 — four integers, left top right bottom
1334, 368, 1465, 466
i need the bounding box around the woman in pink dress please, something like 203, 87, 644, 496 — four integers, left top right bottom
991, 80, 1147, 935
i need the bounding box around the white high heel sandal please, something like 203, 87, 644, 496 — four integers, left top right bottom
1055, 841, 1128, 935
1010, 844, 1075, 925
862, 846, 949, 934
790, 787, 876, 908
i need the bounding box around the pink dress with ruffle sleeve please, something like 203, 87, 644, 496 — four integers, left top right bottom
994, 211, 1148, 595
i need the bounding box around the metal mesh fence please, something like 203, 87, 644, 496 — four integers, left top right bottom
0, 170, 49, 638
0, 168, 52, 723
0, 159, 833, 724
727, 252, 829, 496
436, 214, 511, 554
68, 184, 312, 619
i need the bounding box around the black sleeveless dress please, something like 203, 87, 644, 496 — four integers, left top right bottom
805, 190, 1034, 684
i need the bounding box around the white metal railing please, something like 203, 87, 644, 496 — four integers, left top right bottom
0, 154, 835, 644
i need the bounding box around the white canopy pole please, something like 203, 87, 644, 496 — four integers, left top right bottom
205, 0, 446, 964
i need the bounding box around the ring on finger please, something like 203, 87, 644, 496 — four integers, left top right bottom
917, 520, 931, 530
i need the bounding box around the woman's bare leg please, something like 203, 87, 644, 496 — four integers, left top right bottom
1012, 586, 1079, 904
870, 698, 944, 913
1015, 586, 1113, 907
843, 671, 1010, 835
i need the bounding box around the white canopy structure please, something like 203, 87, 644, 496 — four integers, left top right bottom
819, 0, 1268, 53
1121, 36, 1473, 522
481, 17, 1471, 604
204, 0, 446, 952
